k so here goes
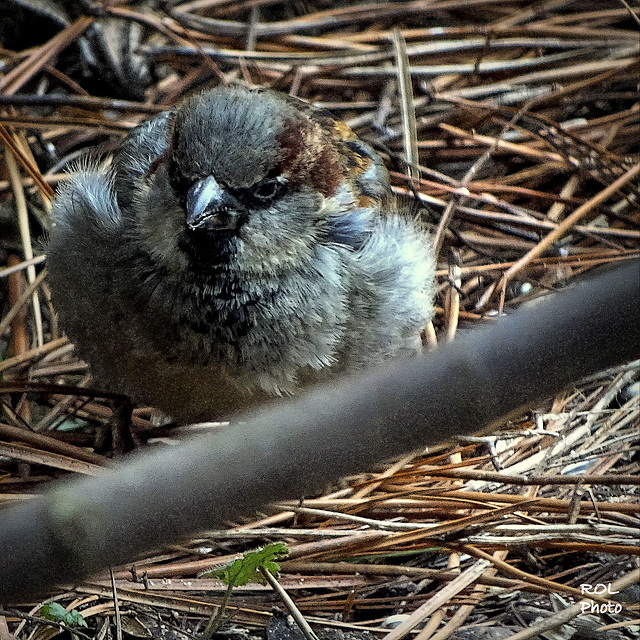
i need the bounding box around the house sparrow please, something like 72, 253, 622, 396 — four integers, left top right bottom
47, 86, 436, 422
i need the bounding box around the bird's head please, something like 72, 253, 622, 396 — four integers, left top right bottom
135, 86, 390, 276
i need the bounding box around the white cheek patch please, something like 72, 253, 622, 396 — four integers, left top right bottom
132, 168, 190, 272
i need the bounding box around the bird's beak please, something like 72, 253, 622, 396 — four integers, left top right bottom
186, 176, 243, 231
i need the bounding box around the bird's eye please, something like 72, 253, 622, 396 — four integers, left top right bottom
253, 178, 283, 201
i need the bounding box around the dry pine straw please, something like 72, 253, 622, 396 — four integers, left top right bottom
0, 1, 639, 637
